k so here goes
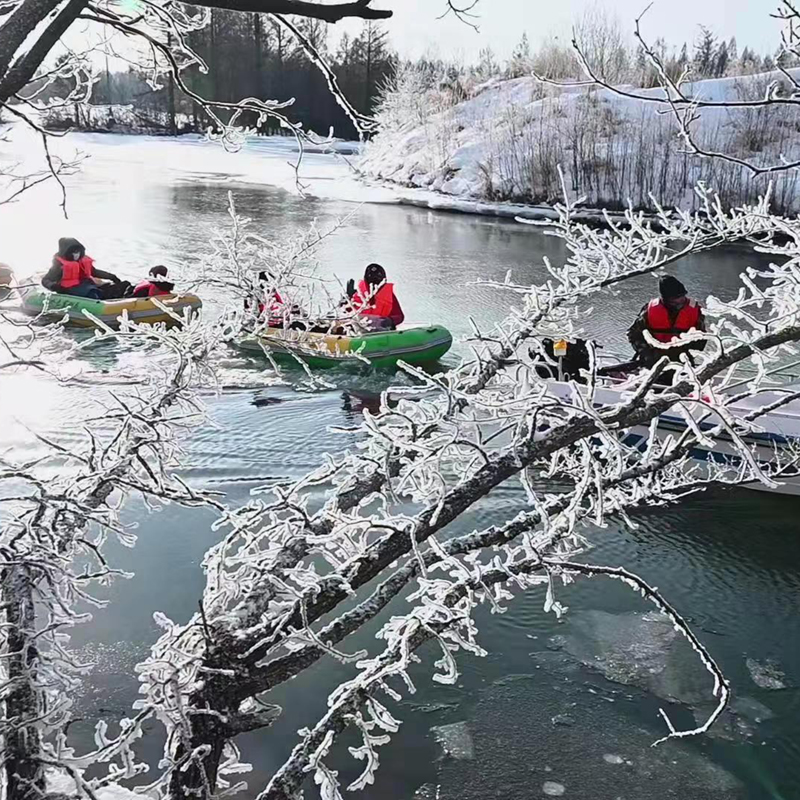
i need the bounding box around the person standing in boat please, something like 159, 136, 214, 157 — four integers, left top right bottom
627, 276, 706, 365
346, 263, 405, 330
42, 238, 130, 299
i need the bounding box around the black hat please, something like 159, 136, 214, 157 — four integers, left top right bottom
58, 237, 85, 259
364, 263, 386, 286
659, 275, 687, 300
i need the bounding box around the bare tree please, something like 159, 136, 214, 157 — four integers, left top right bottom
573, 6, 630, 84
538, 1, 800, 177
9, 183, 800, 799
0, 116, 83, 211
0, 1, 392, 107
0, 313, 220, 799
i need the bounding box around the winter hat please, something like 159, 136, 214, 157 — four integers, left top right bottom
364, 263, 386, 286
659, 275, 687, 300
58, 237, 85, 259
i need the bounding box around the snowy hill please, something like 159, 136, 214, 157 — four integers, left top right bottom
360, 68, 800, 215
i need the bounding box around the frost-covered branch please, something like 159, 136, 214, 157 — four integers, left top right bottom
132, 190, 800, 798
0, 319, 218, 797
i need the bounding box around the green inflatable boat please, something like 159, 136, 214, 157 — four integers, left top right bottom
239, 325, 453, 369
21, 287, 202, 329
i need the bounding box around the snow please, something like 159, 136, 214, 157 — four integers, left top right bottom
0, 118, 382, 207
6, 66, 800, 248
359, 67, 800, 215
46, 769, 140, 798
2, 106, 621, 253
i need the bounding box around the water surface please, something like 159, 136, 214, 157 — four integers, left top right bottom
1, 134, 798, 799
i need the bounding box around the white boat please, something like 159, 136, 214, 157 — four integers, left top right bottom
542, 372, 800, 497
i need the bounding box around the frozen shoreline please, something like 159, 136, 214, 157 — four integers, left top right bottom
3, 121, 776, 246
365, 179, 630, 225
0, 123, 770, 247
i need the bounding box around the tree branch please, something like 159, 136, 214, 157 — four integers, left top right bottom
0, 0, 89, 103
185, 0, 391, 22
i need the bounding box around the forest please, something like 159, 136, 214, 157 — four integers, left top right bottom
32, 9, 789, 139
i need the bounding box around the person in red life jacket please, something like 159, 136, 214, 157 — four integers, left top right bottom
41, 238, 130, 299
243, 271, 286, 320
257, 271, 286, 318
345, 263, 405, 330
132, 265, 175, 298
627, 276, 706, 366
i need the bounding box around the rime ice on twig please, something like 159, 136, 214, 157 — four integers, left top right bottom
134, 187, 800, 799
0, 318, 218, 795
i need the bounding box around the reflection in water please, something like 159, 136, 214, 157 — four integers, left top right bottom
341, 389, 386, 417
1, 136, 798, 799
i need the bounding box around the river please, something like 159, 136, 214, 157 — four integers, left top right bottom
1, 133, 799, 800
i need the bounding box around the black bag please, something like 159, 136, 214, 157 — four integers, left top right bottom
531, 338, 591, 382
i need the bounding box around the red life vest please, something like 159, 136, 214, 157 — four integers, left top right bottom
134, 281, 171, 297
257, 290, 283, 316
646, 298, 701, 343
355, 280, 405, 326
57, 255, 94, 289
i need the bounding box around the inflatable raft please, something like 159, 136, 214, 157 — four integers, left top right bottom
20, 288, 202, 329
0, 265, 12, 302
239, 325, 453, 369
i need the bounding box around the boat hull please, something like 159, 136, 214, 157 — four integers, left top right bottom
546, 379, 800, 496
0, 265, 12, 301
239, 325, 453, 369
21, 288, 202, 328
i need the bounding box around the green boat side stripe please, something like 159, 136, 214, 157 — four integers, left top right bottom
250, 336, 452, 360
239, 326, 453, 365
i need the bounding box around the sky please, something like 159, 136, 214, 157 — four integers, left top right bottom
338, 0, 784, 62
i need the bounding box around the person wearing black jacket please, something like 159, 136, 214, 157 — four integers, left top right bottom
41, 238, 131, 299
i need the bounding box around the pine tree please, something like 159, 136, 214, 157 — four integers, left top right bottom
693, 25, 717, 77
352, 21, 391, 114
508, 32, 532, 78
727, 36, 738, 64
713, 41, 729, 77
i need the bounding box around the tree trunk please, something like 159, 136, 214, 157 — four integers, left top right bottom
364, 28, 372, 113
208, 10, 218, 100
167, 33, 177, 135
252, 13, 264, 131
1, 567, 44, 800
253, 13, 263, 95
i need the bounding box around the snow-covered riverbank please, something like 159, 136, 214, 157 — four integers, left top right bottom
359, 67, 800, 216
9, 77, 798, 244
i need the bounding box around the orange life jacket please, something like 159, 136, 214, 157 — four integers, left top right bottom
646, 298, 701, 343
57, 255, 94, 289
355, 279, 405, 326
134, 281, 171, 297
